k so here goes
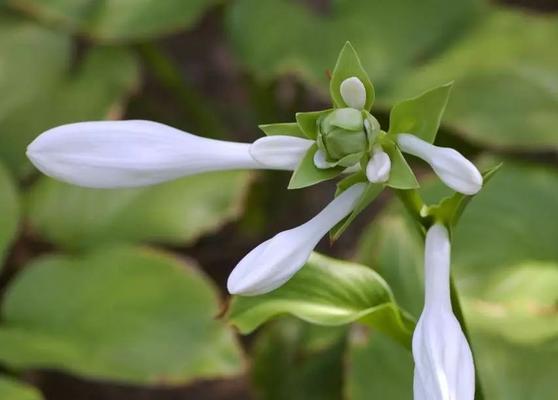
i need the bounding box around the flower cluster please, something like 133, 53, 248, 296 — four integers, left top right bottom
27, 42, 481, 399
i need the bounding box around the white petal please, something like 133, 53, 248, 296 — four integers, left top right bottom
227, 183, 366, 295
250, 135, 313, 169
313, 149, 336, 169
366, 147, 391, 183
27, 120, 267, 188
412, 224, 475, 400
397, 134, 482, 195
340, 77, 366, 110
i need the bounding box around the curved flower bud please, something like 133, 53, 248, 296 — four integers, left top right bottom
340, 76, 366, 110
366, 146, 391, 183
313, 149, 336, 169
227, 183, 366, 295
397, 134, 482, 195
413, 224, 475, 400
26, 120, 300, 189
250, 135, 313, 170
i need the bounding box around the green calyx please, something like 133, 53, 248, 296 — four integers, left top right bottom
317, 108, 380, 167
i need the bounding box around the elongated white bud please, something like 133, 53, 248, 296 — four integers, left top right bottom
340, 77, 366, 110
26, 120, 303, 189
413, 224, 475, 400
366, 146, 391, 183
227, 183, 366, 295
250, 135, 313, 170
397, 134, 482, 195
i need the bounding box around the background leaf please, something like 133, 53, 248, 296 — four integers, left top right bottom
26, 171, 251, 250
0, 162, 19, 269
0, 376, 43, 400
0, 246, 244, 385
228, 252, 414, 347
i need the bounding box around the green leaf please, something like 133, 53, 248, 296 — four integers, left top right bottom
228, 252, 415, 348
8, 0, 221, 42
26, 171, 251, 250
0, 246, 243, 384
259, 122, 306, 138
251, 318, 346, 400
346, 330, 413, 400
0, 38, 139, 177
0, 377, 43, 400
295, 110, 331, 140
386, 10, 558, 151
330, 182, 383, 242
0, 162, 19, 270
226, 0, 483, 91
388, 82, 453, 143
288, 145, 344, 189
329, 42, 374, 110
382, 141, 419, 189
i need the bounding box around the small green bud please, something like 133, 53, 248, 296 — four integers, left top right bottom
318, 108, 367, 166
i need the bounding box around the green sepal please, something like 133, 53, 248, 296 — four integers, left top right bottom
428, 163, 503, 232
296, 110, 332, 140
288, 144, 344, 189
330, 174, 384, 241
329, 42, 375, 111
381, 140, 419, 189
259, 122, 306, 138
388, 82, 453, 143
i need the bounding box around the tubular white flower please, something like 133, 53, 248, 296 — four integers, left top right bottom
366, 146, 391, 183
249, 135, 313, 170
397, 134, 482, 195
340, 76, 366, 109
26, 120, 307, 189
227, 183, 366, 295
413, 224, 475, 400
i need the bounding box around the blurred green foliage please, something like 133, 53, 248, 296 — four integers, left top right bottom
0, 0, 556, 398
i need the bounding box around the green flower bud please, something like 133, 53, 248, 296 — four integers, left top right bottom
318, 108, 367, 167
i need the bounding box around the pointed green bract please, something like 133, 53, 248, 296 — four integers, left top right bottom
296, 110, 332, 139
228, 252, 415, 348
330, 42, 374, 111
388, 82, 453, 143
288, 145, 344, 189
259, 122, 306, 138
382, 141, 419, 189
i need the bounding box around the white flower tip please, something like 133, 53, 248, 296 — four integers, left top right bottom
366, 148, 391, 183
313, 149, 335, 169
250, 135, 313, 170
340, 76, 366, 110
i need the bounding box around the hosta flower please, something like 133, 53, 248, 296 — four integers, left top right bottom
227, 183, 366, 295
413, 224, 475, 400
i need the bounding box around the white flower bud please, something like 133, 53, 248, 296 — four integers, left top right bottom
413, 224, 475, 400
313, 149, 336, 169
227, 183, 366, 295
250, 135, 313, 170
366, 146, 391, 183
397, 134, 482, 195
340, 77, 366, 110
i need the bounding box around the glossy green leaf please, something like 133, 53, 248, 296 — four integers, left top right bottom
0, 246, 243, 384
0, 377, 43, 400
288, 145, 343, 189
0, 163, 19, 269
388, 82, 453, 143
26, 171, 251, 250
0, 41, 139, 177
228, 252, 415, 347
329, 42, 374, 110
382, 141, 419, 189
8, 0, 221, 41
295, 110, 331, 140
251, 318, 346, 400
346, 329, 413, 400
259, 122, 305, 138
387, 10, 558, 151
226, 0, 483, 91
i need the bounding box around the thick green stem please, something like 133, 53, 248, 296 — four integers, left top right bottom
137, 42, 227, 139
